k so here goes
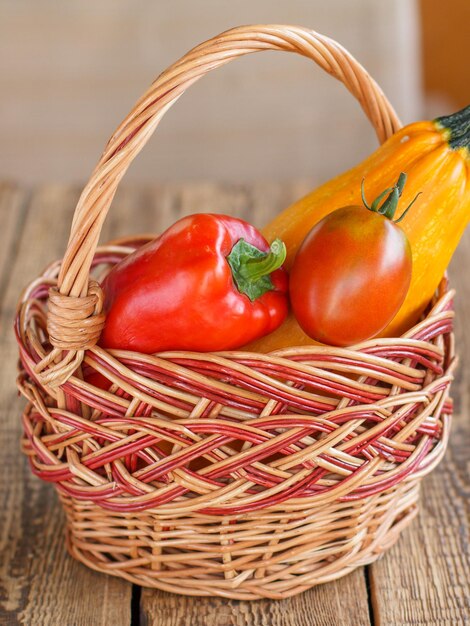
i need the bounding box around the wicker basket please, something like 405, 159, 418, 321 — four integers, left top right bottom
15, 25, 456, 600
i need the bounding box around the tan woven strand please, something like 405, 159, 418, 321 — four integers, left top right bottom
47, 280, 105, 350
37, 24, 401, 388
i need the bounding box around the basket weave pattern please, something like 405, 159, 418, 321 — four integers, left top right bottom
15, 26, 456, 599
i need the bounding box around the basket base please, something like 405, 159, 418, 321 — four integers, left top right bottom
60, 480, 420, 600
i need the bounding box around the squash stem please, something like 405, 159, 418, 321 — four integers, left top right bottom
435, 104, 470, 150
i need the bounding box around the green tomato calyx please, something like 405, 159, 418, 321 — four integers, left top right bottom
361, 173, 421, 223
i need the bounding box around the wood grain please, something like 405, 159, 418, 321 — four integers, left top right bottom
140, 569, 370, 626
0, 184, 132, 626
0, 183, 28, 314
368, 230, 470, 626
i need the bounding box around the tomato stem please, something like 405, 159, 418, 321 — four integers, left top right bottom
394, 191, 422, 223
361, 173, 421, 223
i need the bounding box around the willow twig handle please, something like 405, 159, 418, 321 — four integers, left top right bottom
40, 24, 401, 387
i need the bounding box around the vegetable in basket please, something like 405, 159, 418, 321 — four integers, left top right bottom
246, 104, 470, 352
289, 174, 416, 346
99, 213, 288, 353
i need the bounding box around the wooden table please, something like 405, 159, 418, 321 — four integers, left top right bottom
1, 180, 469, 625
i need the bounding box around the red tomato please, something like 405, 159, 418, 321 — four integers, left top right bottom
289, 201, 413, 347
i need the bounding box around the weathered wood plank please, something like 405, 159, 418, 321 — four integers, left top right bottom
137, 181, 371, 626
0, 183, 29, 322
140, 568, 370, 626
368, 230, 470, 626
0, 184, 132, 625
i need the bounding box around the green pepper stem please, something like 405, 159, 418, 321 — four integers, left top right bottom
227, 237, 287, 301
240, 239, 286, 281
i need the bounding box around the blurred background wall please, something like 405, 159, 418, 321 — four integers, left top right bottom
0, 0, 468, 186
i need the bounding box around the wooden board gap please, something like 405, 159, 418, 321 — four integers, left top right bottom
364, 565, 378, 626
131, 585, 142, 626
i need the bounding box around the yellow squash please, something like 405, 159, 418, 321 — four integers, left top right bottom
246, 106, 470, 352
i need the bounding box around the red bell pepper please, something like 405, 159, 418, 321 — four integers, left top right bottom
99, 213, 288, 353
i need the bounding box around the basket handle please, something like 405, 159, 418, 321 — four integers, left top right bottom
39, 24, 402, 386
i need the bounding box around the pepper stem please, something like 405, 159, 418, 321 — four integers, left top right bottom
227, 238, 286, 301
361, 173, 421, 223
240, 239, 286, 281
